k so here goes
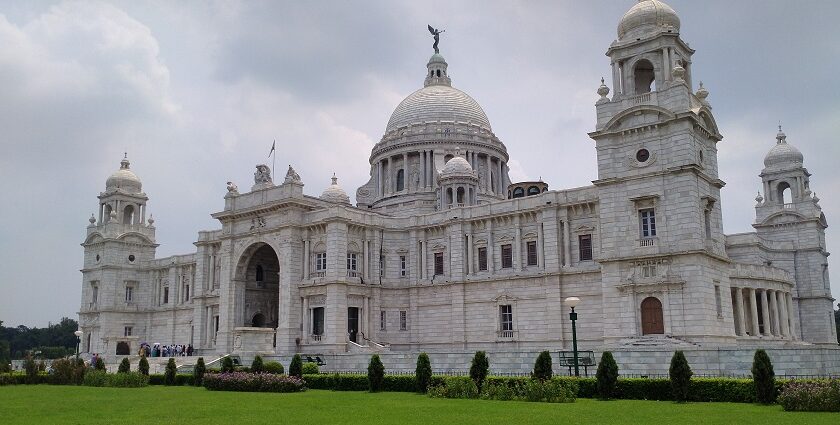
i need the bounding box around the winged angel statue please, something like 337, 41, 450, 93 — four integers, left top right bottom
428, 25, 445, 54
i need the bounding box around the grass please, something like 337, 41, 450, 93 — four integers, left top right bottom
0, 385, 836, 425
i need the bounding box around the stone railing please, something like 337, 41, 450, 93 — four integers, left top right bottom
730, 263, 792, 284
497, 330, 515, 339
310, 271, 326, 278
310, 334, 323, 343
639, 238, 656, 247
346, 270, 362, 278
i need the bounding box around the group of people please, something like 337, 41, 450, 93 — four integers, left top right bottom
138, 343, 194, 358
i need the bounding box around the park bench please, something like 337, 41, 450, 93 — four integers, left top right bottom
558, 350, 596, 376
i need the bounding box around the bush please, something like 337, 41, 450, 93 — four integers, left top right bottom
263, 361, 284, 375
596, 351, 619, 399
49, 358, 86, 385
118, 358, 131, 373
138, 356, 149, 376
669, 351, 693, 403
752, 349, 775, 404
165, 358, 177, 386
302, 362, 319, 375
251, 356, 264, 374
148, 373, 194, 386
0, 362, 10, 374
368, 354, 385, 392
415, 352, 432, 393
532, 351, 552, 382
194, 357, 206, 386
38, 361, 46, 372
203, 372, 306, 393
94, 357, 106, 371
23, 355, 37, 383
83, 370, 148, 388
778, 379, 840, 412
219, 356, 234, 373
469, 351, 489, 391
289, 354, 303, 378
429, 377, 479, 399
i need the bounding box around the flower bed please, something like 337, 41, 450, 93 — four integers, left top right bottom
203, 372, 306, 393
777, 379, 840, 412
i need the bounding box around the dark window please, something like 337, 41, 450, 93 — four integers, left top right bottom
128, 254, 135, 263
477, 247, 487, 271
527, 186, 540, 196
400, 311, 407, 330
312, 307, 325, 336
255, 265, 264, 281
434, 252, 444, 276
579, 234, 593, 261
436, 69, 441, 77
526, 241, 537, 266
380, 311, 386, 331
163, 287, 169, 304
499, 305, 513, 331
512, 187, 525, 198
315, 253, 327, 271
639, 209, 657, 238
636, 149, 650, 163
400, 255, 407, 277
501, 244, 513, 269
396, 169, 405, 191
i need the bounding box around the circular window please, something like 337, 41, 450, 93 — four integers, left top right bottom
636, 149, 650, 163
128, 255, 135, 263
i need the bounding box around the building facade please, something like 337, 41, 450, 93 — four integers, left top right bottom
78, 1, 837, 371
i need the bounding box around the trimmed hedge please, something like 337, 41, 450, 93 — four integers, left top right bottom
303, 373, 445, 392
83, 371, 148, 388
148, 373, 195, 386
302, 362, 319, 375
430, 376, 577, 403
263, 361, 284, 375
203, 372, 306, 393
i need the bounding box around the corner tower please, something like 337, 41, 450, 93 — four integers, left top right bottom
589, 1, 732, 345
356, 48, 511, 214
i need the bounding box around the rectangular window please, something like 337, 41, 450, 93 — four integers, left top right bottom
399, 311, 407, 331
499, 305, 513, 331
312, 307, 325, 336
346, 253, 357, 271
380, 311, 387, 331
184, 285, 190, 302
579, 234, 593, 261
714, 284, 723, 318
163, 287, 169, 304
379, 256, 385, 277
434, 252, 444, 276
400, 255, 407, 277
641, 264, 657, 278
124, 326, 132, 337
125, 286, 133, 303
526, 241, 538, 266
477, 247, 487, 271
501, 244, 513, 269
91, 284, 98, 304
639, 208, 657, 238
315, 253, 327, 271
704, 209, 712, 239
213, 316, 220, 336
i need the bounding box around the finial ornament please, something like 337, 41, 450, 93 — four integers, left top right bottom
776, 123, 787, 143
89, 214, 96, 225
331, 173, 338, 185
755, 191, 764, 204
428, 25, 445, 54
597, 77, 610, 101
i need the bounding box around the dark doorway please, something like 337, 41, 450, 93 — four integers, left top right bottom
115, 341, 130, 355
641, 297, 664, 335
347, 307, 359, 343
252, 313, 266, 328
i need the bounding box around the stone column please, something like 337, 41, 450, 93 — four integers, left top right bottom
497, 159, 503, 194
611, 62, 620, 95
779, 291, 790, 337
362, 236, 368, 279
749, 288, 760, 337
563, 220, 571, 267
402, 152, 408, 192
514, 215, 522, 271
537, 223, 545, 270
467, 230, 474, 275
735, 287, 746, 336
771, 290, 781, 337
487, 219, 495, 274
303, 239, 310, 279
363, 296, 370, 339
760, 289, 771, 336
302, 296, 309, 340
485, 155, 492, 194
421, 233, 428, 280
377, 160, 383, 197
421, 150, 427, 188
662, 48, 671, 81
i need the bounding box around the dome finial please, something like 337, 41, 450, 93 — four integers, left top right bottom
120, 153, 130, 170
776, 123, 787, 144
331, 173, 338, 185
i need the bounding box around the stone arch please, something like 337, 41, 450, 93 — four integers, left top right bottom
115, 341, 130, 355
640, 296, 664, 335
776, 181, 792, 205
123, 205, 135, 224
633, 58, 656, 94
234, 242, 280, 329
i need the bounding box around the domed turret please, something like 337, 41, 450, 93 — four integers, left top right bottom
617, 0, 680, 41
320, 174, 351, 204
763, 126, 803, 170
440, 156, 474, 177
106, 155, 142, 194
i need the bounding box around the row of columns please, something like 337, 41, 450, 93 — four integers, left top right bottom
609, 47, 692, 97
301, 236, 376, 280
98, 200, 147, 225
374, 149, 508, 198
732, 287, 794, 339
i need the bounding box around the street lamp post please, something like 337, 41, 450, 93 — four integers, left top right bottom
74, 330, 83, 360
564, 297, 580, 377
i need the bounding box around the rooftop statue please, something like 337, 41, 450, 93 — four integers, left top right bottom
427, 25, 445, 54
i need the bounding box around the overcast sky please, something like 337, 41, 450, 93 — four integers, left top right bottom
1, 1, 839, 327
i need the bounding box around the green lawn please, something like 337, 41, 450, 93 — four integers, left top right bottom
0, 386, 835, 425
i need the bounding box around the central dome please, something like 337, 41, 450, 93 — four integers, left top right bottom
386, 85, 491, 132
617, 0, 680, 41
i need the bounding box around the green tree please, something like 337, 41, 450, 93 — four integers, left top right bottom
596, 351, 619, 400
94, 356, 106, 371
165, 358, 177, 386
469, 351, 489, 391
289, 354, 303, 378
220, 356, 234, 373
367, 354, 385, 392
23, 354, 37, 383
118, 358, 130, 373
194, 357, 206, 386
138, 356, 149, 376
251, 355, 264, 373
532, 351, 553, 381
752, 349, 776, 404
415, 352, 432, 393
669, 351, 693, 403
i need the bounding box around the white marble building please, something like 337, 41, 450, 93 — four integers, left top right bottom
78, 1, 838, 373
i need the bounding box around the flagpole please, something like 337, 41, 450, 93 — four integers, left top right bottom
270, 139, 276, 181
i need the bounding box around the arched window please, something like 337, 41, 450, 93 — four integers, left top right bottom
396, 169, 405, 192
255, 265, 264, 282
527, 186, 540, 196
456, 187, 465, 205
123, 205, 134, 225
508, 190, 512, 199
640, 297, 664, 335
436, 69, 441, 77
777, 181, 792, 205
444, 154, 454, 163
633, 59, 655, 94
512, 187, 525, 198
446, 188, 454, 207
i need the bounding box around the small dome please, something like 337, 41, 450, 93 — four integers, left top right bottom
617, 0, 681, 41
428, 53, 447, 64
763, 127, 803, 169
440, 156, 474, 177
320, 174, 351, 204
387, 85, 491, 132
106, 156, 142, 193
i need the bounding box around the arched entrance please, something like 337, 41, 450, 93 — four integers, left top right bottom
235, 242, 280, 329
640, 297, 664, 335
115, 341, 130, 355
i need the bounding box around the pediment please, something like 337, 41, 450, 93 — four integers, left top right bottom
575, 225, 595, 232
762, 211, 806, 226
603, 106, 676, 133
492, 293, 519, 302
